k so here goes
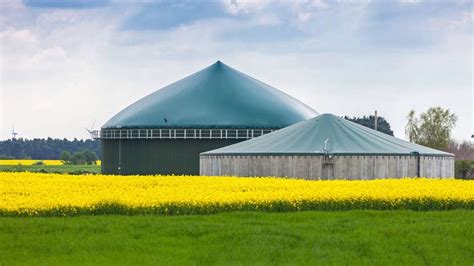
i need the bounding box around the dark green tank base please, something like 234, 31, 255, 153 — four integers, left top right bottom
101, 139, 243, 175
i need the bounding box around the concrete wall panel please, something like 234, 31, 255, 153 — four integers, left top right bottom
200, 155, 454, 180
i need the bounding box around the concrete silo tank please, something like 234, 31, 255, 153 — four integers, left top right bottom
200, 113, 454, 179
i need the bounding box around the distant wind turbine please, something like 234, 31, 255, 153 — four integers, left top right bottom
12, 123, 18, 139
85, 120, 99, 139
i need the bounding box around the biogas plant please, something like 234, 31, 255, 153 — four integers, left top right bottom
98, 61, 454, 179
99, 61, 317, 175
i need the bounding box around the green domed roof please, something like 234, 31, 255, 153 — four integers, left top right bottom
103, 61, 317, 129
202, 113, 453, 157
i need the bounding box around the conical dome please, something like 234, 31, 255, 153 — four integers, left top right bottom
202, 113, 453, 156
103, 61, 317, 129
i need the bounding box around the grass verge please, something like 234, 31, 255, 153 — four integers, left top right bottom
0, 165, 100, 174
0, 210, 472, 265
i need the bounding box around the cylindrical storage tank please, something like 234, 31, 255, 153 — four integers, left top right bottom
100, 61, 317, 175
200, 114, 454, 179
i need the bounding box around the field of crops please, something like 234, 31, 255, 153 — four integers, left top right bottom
1, 172, 473, 216
0, 160, 101, 166
0, 160, 64, 165
2, 211, 473, 265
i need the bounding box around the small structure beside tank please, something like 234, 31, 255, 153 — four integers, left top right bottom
200, 113, 454, 179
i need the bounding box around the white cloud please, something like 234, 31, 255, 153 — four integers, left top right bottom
37, 10, 83, 24
0, 28, 36, 43
0, 0, 23, 10
31, 46, 67, 65
254, 13, 281, 26
307, 0, 329, 9
222, 0, 269, 15
399, 0, 422, 4
0, 1, 472, 142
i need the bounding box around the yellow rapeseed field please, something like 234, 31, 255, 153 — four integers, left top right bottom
0, 172, 472, 216
0, 160, 101, 166
0, 160, 64, 165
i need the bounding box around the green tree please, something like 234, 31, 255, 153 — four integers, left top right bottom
60, 151, 72, 164
405, 107, 457, 150
344, 115, 394, 136
70, 149, 97, 165
82, 149, 98, 165
455, 160, 473, 179
70, 151, 86, 165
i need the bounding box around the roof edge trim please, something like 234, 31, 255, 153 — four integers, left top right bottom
200, 153, 454, 157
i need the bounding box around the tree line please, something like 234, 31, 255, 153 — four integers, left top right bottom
60, 150, 98, 165
343, 115, 394, 136
0, 138, 101, 160
405, 107, 473, 179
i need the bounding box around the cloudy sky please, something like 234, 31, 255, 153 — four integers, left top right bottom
1, 0, 472, 141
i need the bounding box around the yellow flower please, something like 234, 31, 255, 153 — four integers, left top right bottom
0, 160, 64, 165
0, 173, 472, 216
0, 160, 101, 166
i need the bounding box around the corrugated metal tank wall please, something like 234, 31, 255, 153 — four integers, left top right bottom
102, 139, 244, 175
199, 155, 454, 179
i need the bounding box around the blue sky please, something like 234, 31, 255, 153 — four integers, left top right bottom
1, 0, 472, 140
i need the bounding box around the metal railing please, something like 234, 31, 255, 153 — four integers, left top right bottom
97, 128, 276, 140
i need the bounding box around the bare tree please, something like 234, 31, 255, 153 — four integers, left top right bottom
446, 140, 474, 160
